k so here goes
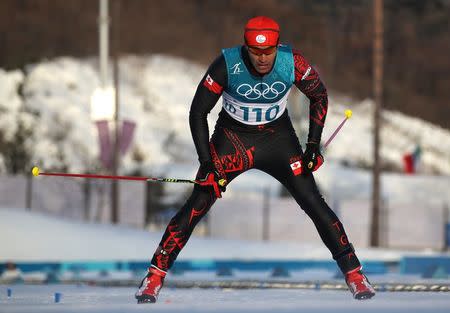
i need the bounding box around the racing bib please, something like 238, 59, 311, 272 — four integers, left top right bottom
222, 45, 295, 125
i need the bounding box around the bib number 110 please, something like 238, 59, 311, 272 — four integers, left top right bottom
241, 105, 280, 122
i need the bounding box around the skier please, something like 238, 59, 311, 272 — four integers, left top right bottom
136, 16, 376, 303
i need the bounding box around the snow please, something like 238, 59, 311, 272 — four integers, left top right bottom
2, 285, 450, 313
0, 69, 24, 141
316, 98, 450, 175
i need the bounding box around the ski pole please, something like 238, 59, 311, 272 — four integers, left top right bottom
305, 109, 353, 170
322, 109, 353, 149
31, 167, 226, 186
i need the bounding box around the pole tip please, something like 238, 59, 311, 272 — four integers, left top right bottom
32, 166, 40, 177
345, 109, 353, 119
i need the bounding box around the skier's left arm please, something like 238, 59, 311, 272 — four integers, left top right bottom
293, 50, 328, 173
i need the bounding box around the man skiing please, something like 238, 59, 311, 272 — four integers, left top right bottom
135, 16, 376, 303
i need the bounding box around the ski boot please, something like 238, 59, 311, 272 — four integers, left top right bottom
135, 266, 166, 303
345, 266, 376, 300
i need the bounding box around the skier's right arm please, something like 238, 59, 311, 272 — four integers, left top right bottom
189, 54, 227, 163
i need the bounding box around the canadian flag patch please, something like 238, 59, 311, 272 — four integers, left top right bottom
203, 74, 223, 94
290, 160, 302, 176
205, 74, 214, 85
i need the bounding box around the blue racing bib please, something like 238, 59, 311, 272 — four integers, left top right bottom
221, 45, 295, 125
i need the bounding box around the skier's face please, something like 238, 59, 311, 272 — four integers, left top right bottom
247, 46, 277, 74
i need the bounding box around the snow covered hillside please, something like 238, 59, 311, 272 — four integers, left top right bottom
0, 55, 449, 176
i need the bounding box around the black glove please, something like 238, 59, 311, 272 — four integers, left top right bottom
301, 143, 324, 175
196, 161, 227, 198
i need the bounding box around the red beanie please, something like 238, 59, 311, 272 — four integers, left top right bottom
244, 16, 280, 46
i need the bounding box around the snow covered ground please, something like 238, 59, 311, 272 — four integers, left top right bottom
2, 285, 450, 313
2, 208, 450, 312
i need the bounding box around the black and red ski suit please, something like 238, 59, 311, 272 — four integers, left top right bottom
150, 46, 360, 274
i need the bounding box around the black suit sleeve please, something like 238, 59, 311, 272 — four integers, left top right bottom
189, 54, 227, 163
292, 50, 328, 145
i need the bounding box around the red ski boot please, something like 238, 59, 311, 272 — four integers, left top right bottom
135, 266, 166, 303
345, 266, 376, 300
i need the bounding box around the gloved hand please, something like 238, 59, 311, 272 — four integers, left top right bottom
197, 161, 227, 198
301, 142, 324, 174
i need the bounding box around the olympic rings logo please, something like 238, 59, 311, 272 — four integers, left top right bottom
236, 82, 287, 100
